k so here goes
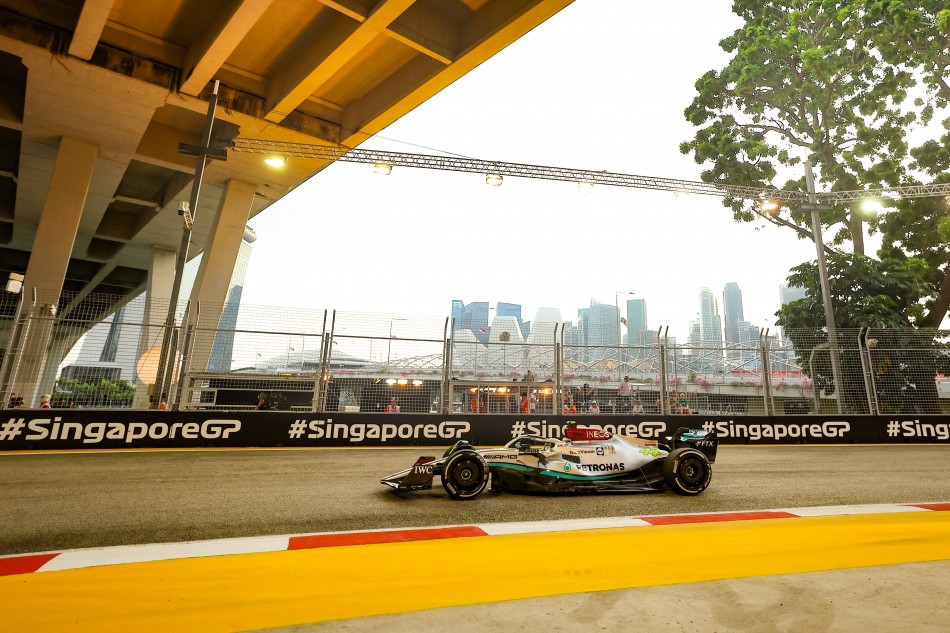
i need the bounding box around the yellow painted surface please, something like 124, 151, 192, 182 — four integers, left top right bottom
3, 512, 950, 632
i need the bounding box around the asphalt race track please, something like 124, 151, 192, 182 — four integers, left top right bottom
2, 445, 948, 555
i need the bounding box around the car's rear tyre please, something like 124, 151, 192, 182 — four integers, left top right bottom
663, 447, 711, 495
441, 450, 489, 500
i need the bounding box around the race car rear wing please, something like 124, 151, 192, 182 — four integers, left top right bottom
667, 427, 718, 463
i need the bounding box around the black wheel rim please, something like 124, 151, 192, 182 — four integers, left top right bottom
678, 457, 705, 488
452, 458, 481, 490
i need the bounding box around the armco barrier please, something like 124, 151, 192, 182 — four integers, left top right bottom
1, 411, 948, 450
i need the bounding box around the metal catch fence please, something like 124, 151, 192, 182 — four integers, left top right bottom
2, 291, 949, 415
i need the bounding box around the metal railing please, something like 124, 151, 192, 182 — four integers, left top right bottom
2, 291, 948, 415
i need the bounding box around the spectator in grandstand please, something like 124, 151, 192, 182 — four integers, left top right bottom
385, 397, 401, 413
471, 392, 486, 413
519, 392, 530, 414
562, 394, 577, 414
7, 392, 24, 408
676, 391, 692, 415
588, 400, 600, 415
631, 398, 645, 414
617, 376, 633, 412
38, 394, 51, 409
580, 383, 595, 409
256, 393, 268, 410
158, 395, 167, 410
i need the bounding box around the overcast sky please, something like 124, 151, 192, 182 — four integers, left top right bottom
239, 0, 822, 339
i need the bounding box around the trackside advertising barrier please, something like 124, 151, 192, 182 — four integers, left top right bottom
1, 411, 948, 450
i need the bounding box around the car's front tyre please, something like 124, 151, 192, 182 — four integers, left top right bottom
662, 447, 711, 495
441, 450, 489, 500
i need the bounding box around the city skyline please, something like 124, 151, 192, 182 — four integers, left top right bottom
237, 1, 823, 340
452, 280, 799, 342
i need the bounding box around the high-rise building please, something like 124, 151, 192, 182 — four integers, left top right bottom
698, 287, 723, 348
692, 287, 724, 369
687, 318, 702, 350
722, 282, 744, 346
736, 320, 761, 368
60, 226, 256, 380
722, 282, 744, 364
579, 300, 620, 346
496, 301, 528, 339
777, 284, 808, 344
625, 298, 647, 336
779, 285, 807, 305
451, 300, 490, 336
207, 229, 256, 372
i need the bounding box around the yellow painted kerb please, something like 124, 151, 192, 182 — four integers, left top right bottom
3, 512, 949, 632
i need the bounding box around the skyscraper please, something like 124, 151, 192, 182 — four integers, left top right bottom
779, 285, 807, 305
207, 228, 256, 372
722, 282, 744, 346
61, 226, 256, 380
578, 300, 619, 361
699, 288, 723, 364
698, 287, 723, 348
579, 300, 620, 346
451, 300, 490, 336
625, 298, 647, 341
722, 282, 744, 364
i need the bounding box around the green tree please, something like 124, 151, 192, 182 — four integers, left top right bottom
681, 0, 915, 254
682, 1, 950, 328
777, 253, 946, 413
55, 378, 135, 408
864, 1, 950, 326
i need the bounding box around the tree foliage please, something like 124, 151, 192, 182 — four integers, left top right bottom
54, 378, 135, 408
682, 0, 950, 328
776, 253, 946, 413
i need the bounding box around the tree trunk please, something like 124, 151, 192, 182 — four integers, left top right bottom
849, 210, 864, 256
921, 267, 950, 328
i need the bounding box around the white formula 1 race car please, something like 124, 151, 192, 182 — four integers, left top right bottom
381, 422, 717, 500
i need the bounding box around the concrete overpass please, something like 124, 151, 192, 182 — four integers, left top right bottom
0, 0, 573, 404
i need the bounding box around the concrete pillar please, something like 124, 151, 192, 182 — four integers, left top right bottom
132, 247, 176, 408
9, 137, 98, 406
184, 179, 256, 376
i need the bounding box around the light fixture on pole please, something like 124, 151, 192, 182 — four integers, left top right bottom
264, 155, 287, 168
373, 161, 392, 175
485, 173, 503, 187
4, 272, 23, 294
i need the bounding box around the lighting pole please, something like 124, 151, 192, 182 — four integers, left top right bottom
153, 81, 226, 408
615, 291, 634, 368
386, 318, 407, 369
801, 161, 844, 414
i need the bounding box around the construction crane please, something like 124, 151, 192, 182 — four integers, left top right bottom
230, 138, 950, 205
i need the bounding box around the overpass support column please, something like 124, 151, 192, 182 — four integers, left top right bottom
132, 247, 176, 408
180, 179, 256, 389
3, 137, 98, 406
